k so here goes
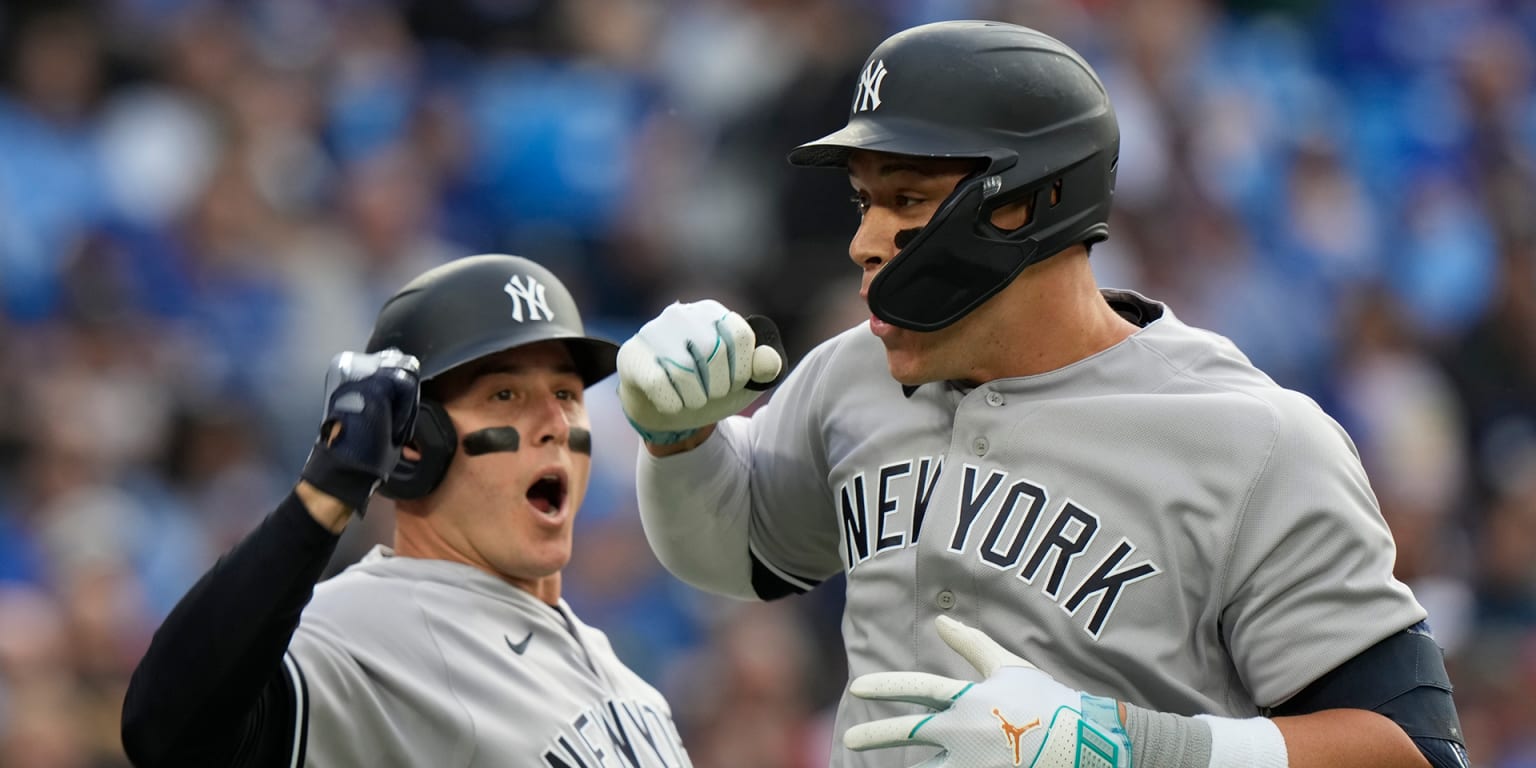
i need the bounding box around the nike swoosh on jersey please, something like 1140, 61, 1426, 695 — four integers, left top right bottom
506, 631, 533, 655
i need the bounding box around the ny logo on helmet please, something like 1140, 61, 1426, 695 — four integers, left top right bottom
502, 275, 554, 323
853, 59, 888, 113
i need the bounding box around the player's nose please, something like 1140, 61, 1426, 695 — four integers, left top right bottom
849, 217, 892, 295
527, 393, 573, 448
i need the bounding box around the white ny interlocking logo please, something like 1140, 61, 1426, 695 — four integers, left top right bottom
853, 58, 889, 113
502, 275, 554, 323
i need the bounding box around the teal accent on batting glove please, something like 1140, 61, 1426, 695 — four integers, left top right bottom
1081, 693, 1134, 766
625, 415, 702, 446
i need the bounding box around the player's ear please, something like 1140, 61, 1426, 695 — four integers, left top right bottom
402, 443, 423, 462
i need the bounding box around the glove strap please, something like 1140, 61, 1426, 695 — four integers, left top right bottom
300, 444, 382, 514
1080, 694, 1135, 766
626, 416, 701, 447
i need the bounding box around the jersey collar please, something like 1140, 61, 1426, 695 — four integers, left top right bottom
900, 288, 1166, 398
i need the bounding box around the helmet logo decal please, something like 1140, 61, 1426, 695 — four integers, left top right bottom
853, 58, 889, 112
982, 175, 1003, 198
502, 275, 554, 323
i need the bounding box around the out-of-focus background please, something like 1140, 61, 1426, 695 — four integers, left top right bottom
0, 0, 1531, 765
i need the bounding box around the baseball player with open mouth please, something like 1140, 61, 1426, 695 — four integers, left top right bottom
123, 255, 692, 767
618, 20, 1468, 768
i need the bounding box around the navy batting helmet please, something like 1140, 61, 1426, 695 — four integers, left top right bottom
789, 20, 1119, 331
367, 254, 618, 498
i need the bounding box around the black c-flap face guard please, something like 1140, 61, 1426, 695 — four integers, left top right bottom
867, 159, 1047, 332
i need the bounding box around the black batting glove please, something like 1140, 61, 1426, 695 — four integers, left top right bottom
299, 349, 421, 513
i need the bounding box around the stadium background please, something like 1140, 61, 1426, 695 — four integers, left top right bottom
0, 0, 1531, 765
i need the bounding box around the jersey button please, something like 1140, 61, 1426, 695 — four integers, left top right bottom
985, 391, 1004, 407
972, 437, 989, 456
936, 590, 956, 609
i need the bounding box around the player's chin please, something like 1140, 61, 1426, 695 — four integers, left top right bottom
883, 350, 939, 387
525, 544, 574, 576
545, 551, 574, 575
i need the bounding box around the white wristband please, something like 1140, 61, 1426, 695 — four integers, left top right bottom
1194, 715, 1289, 768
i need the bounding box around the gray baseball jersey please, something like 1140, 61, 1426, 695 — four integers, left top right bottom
282, 546, 692, 768
638, 289, 1425, 768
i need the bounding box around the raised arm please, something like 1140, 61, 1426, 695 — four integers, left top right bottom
621, 300, 852, 601
121, 350, 419, 766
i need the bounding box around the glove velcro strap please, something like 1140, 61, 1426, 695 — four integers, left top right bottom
626, 416, 702, 447
1076, 694, 1134, 766
300, 445, 382, 514
1056, 694, 1130, 764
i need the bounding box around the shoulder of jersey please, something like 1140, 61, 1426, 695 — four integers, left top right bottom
304, 563, 419, 634
1140, 324, 1354, 457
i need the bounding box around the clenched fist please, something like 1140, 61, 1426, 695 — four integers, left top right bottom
617, 300, 784, 445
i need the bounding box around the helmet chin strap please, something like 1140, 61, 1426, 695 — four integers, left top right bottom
460, 427, 592, 456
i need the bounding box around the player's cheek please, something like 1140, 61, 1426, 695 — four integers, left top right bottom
569, 462, 591, 512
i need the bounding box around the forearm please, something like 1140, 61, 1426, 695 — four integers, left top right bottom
1275, 710, 1428, 768
1126, 705, 1427, 768
636, 419, 757, 599
122, 489, 343, 766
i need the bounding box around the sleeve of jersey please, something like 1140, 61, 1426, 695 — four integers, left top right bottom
120, 491, 341, 767
636, 335, 845, 601
1219, 393, 1428, 708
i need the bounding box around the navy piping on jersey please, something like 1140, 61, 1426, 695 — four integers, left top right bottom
284, 653, 309, 768
750, 549, 821, 600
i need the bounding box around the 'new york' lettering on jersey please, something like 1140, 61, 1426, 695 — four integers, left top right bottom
713, 290, 1424, 768
542, 699, 689, 768
838, 460, 1160, 638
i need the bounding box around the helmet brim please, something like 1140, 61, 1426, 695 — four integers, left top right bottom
565, 336, 620, 386
788, 116, 1008, 168
384, 331, 618, 387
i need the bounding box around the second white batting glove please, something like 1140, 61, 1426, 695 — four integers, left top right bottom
618, 300, 785, 445
845, 616, 1133, 768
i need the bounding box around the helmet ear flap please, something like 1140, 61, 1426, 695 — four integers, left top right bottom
379, 401, 457, 500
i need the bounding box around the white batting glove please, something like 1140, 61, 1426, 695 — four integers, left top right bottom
617, 300, 784, 445
845, 616, 1133, 768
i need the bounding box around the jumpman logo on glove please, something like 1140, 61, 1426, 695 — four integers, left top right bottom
991, 709, 1042, 766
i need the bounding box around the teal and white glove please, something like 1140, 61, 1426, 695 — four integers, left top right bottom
617, 300, 784, 445
846, 616, 1133, 768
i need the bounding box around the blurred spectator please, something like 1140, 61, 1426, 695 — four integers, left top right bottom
1334, 289, 1475, 653
0, 3, 111, 322
669, 602, 828, 768
1445, 239, 1536, 506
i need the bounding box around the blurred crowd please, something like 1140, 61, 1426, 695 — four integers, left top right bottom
0, 0, 1531, 765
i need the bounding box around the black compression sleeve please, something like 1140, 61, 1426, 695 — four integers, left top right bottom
1269, 621, 1466, 766
121, 491, 341, 767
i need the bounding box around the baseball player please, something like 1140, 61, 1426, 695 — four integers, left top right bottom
617, 21, 1466, 768
122, 255, 692, 767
